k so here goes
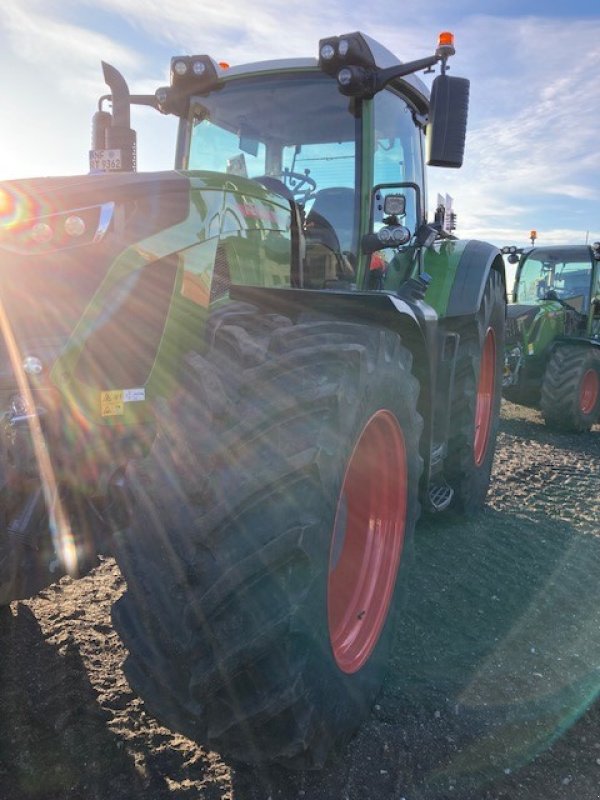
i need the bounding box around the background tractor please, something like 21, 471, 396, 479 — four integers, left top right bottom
502, 243, 600, 430
0, 31, 506, 767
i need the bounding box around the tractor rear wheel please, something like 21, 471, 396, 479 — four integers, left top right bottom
540, 345, 600, 432
445, 269, 505, 514
112, 307, 423, 768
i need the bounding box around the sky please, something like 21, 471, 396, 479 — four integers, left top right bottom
1, 0, 599, 250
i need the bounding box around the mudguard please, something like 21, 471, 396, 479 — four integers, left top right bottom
445, 240, 506, 317
424, 239, 506, 319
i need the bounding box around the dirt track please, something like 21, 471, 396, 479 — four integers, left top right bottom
1, 401, 599, 800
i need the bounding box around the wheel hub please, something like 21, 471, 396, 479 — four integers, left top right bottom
579, 368, 600, 415
327, 410, 407, 674
474, 328, 496, 466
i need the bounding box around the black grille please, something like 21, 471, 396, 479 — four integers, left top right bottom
210, 244, 231, 303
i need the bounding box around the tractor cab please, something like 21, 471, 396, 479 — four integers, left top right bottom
94, 32, 469, 294
515, 246, 596, 312
178, 66, 425, 290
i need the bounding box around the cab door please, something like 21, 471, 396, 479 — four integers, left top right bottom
360, 86, 426, 291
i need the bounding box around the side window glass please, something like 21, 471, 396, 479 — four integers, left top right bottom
372, 89, 423, 235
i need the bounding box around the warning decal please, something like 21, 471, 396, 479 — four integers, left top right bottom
101, 387, 146, 417
101, 390, 124, 417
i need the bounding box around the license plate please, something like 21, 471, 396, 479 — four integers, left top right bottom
89, 149, 122, 172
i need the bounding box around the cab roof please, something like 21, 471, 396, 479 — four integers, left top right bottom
214, 36, 431, 113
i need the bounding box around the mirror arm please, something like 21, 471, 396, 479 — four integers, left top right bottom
373, 54, 441, 94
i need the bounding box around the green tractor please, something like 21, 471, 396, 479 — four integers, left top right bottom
0, 32, 506, 766
502, 243, 600, 430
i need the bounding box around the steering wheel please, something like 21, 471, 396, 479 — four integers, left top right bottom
273, 169, 317, 204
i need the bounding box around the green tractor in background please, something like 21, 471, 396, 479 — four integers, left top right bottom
503, 243, 600, 431
0, 32, 506, 767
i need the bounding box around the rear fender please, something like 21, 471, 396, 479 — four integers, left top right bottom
445, 241, 506, 318
423, 239, 506, 321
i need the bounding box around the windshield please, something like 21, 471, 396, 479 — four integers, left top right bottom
516, 248, 593, 311
187, 72, 360, 252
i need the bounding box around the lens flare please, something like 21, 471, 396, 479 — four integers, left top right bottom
0, 185, 41, 231
0, 294, 79, 576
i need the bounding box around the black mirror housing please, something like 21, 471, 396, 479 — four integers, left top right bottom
426, 74, 469, 168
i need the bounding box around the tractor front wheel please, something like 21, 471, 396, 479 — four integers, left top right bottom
540, 345, 600, 432
112, 308, 423, 768
445, 269, 505, 514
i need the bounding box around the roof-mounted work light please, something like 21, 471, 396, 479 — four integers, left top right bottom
169, 55, 219, 88
155, 55, 221, 115
318, 31, 458, 99
318, 32, 377, 77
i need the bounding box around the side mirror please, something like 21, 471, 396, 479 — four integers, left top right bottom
426, 74, 470, 168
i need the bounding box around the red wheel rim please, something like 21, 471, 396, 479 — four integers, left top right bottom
580, 368, 600, 415
327, 410, 407, 675
474, 328, 496, 466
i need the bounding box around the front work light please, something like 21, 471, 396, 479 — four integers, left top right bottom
318, 32, 377, 78
172, 59, 188, 77
170, 55, 219, 88
320, 31, 457, 99
157, 54, 221, 115
320, 43, 335, 61
383, 195, 406, 217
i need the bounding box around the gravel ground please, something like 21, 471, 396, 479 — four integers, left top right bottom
1, 400, 599, 800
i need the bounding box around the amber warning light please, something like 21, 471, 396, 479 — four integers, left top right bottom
436, 31, 456, 59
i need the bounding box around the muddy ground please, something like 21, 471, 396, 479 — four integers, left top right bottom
1, 401, 599, 800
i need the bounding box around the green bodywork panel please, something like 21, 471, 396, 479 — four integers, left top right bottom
379, 240, 467, 317
51, 172, 293, 426
520, 301, 567, 358
423, 239, 468, 317
50, 170, 488, 429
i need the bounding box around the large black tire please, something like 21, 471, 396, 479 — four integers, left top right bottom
112, 306, 423, 768
445, 269, 505, 514
0, 500, 58, 608
540, 345, 600, 432
503, 384, 540, 408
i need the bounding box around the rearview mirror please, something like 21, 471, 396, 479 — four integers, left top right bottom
426, 74, 470, 168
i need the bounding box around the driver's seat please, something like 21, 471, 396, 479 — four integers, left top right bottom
305, 187, 355, 253
304, 187, 355, 288
253, 175, 305, 286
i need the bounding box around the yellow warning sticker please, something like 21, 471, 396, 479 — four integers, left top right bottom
101, 390, 124, 417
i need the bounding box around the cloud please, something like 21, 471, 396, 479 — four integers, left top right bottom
428, 14, 600, 242
2, 0, 139, 94
1, 2, 598, 245
69, 0, 431, 62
